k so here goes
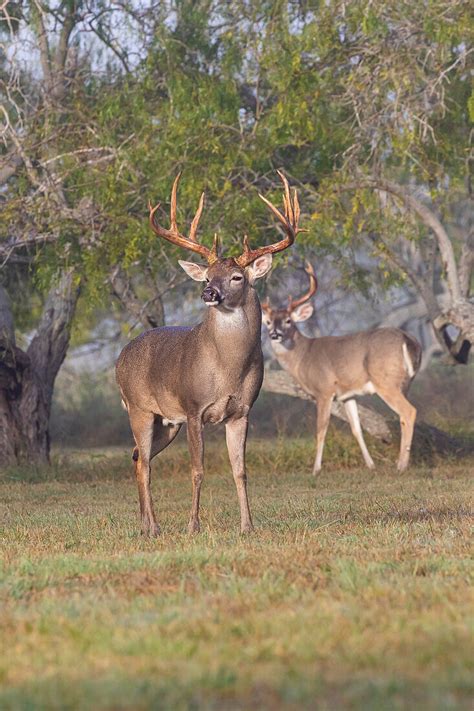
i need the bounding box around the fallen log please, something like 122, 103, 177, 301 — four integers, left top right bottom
262, 369, 392, 442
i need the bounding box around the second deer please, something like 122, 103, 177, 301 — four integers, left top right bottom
262, 264, 422, 473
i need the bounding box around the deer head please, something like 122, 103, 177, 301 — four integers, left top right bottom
262, 262, 318, 344
149, 171, 303, 311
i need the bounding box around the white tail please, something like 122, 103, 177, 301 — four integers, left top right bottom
402, 342, 415, 378
262, 264, 422, 473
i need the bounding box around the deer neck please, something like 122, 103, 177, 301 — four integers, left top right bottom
271, 329, 310, 376
200, 288, 261, 361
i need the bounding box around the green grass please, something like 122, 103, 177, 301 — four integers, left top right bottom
0, 433, 473, 710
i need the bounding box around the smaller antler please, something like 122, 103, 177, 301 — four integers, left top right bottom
261, 298, 271, 313
235, 171, 304, 268
149, 173, 219, 264
288, 261, 318, 311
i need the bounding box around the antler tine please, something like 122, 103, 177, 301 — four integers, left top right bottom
288, 260, 318, 312
189, 192, 205, 242
293, 188, 300, 226
148, 174, 218, 264
261, 297, 271, 313
169, 172, 181, 233
235, 171, 303, 268
277, 169, 293, 225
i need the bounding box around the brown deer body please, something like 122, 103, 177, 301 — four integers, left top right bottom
116, 173, 302, 535
262, 264, 422, 473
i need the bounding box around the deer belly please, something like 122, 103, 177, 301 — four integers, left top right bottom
162, 416, 187, 426
336, 381, 376, 401
202, 395, 249, 425
151, 393, 187, 426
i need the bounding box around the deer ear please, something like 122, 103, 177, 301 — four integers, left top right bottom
291, 303, 313, 322
246, 253, 273, 284
178, 260, 208, 282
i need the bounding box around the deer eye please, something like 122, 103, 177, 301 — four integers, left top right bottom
231, 274, 243, 282
285, 318, 291, 325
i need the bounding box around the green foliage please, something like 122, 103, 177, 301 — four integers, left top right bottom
1, 0, 472, 315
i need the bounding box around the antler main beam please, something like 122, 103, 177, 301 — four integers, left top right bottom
149, 173, 219, 264
288, 261, 318, 311
235, 170, 304, 268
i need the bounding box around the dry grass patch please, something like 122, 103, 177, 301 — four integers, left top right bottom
0, 438, 472, 709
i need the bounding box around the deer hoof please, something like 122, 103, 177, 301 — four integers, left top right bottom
142, 520, 161, 537
240, 523, 255, 535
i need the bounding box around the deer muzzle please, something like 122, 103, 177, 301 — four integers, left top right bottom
201, 285, 222, 306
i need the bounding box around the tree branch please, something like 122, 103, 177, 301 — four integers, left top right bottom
27, 269, 81, 392
345, 178, 461, 303
0, 150, 22, 185
458, 228, 474, 298
110, 265, 164, 330
32, 0, 53, 94
0, 284, 15, 347
262, 369, 392, 441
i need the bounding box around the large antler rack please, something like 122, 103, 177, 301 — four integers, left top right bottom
235, 170, 304, 268
148, 173, 219, 265
288, 261, 318, 312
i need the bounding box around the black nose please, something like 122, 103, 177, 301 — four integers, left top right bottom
270, 331, 280, 340
201, 285, 222, 303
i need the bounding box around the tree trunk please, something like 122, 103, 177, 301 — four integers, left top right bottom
0, 272, 80, 467
262, 370, 392, 441
339, 178, 473, 364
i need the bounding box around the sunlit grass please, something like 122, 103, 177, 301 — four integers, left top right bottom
0, 435, 472, 710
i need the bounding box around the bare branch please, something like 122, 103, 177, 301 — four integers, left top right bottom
458, 229, 474, 298
110, 265, 164, 330
262, 370, 392, 441
343, 178, 461, 303
0, 150, 21, 185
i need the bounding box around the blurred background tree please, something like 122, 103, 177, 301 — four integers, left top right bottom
0, 0, 472, 462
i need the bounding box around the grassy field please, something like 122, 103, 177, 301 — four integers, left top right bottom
0, 431, 472, 710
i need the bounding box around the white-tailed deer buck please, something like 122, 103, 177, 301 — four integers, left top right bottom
262, 264, 422, 473
116, 172, 302, 535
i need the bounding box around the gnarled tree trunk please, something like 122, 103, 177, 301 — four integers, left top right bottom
0, 272, 80, 466
262, 369, 392, 441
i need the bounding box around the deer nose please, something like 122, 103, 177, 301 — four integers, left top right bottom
269, 330, 281, 340
201, 285, 222, 304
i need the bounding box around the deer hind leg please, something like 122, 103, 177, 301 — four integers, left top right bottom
375, 386, 417, 471
343, 399, 375, 469
132, 417, 181, 463
313, 397, 333, 475
129, 408, 160, 537
186, 415, 205, 534
225, 416, 254, 534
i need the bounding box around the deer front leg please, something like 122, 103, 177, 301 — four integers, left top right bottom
313, 397, 333, 476
129, 408, 160, 537
225, 416, 254, 534
186, 415, 204, 534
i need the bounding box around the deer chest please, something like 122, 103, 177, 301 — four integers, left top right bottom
202, 394, 249, 425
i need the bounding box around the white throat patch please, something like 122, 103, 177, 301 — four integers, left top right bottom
214, 307, 247, 329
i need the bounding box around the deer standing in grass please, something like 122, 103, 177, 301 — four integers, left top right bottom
116, 172, 302, 535
262, 264, 422, 473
